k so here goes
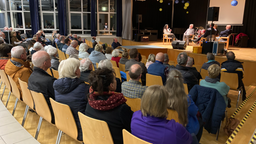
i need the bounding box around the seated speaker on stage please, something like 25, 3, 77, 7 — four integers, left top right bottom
193, 24, 218, 42
216, 25, 232, 42
183, 24, 195, 45
163, 24, 177, 40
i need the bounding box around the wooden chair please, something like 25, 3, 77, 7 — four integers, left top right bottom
65, 53, 69, 59
199, 37, 207, 46
167, 109, 180, 123
7, 75, 21, 116
200, 69, 208, 79
0, 70, 12, 107
126, 72, 130, 81
183, 83, 189, 95
99, 41, 104, 45
125, 97, 141, 112
141, 55, 147, 65
78, 112, 114, 144
30, 90, 53, 139
113, 67, 122, 81
163, 34, 172, 44
18, 79, 34, 126
218, 34, 231, 50
96, 63, 99, 68
46, 68, 52, 76
168, 60, 175, 66
122, 129, 152, 144
110, 60, 118, 67
220, 72, 241, 108
50, 98, 81, 144
119, 63, 126, 72
146, 73, 163, 86
52, 69, 59, 79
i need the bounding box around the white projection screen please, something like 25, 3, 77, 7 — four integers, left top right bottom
208, 0, 246, 25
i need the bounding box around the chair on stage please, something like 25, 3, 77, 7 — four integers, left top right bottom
163, 34, 172, 44
122, 129, 152, 144
218, 34, 231, 50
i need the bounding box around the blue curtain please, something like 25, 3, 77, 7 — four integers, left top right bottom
29, 0, 39, 35
91, 0, 97, 36
58, 0, 67, 36
117, 0, 122, 37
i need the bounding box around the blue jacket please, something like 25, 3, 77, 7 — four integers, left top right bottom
88, 51, 107, 69
186, 96, 200, 135
148, 61, 167, 84
189, 85, 226, 134
53, 78, 89, 141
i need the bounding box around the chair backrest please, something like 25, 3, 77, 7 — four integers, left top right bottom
78, 112, 114, 144
0, 70, 11, 91
7, 75, 21, 100
50, 98, 78, 140
113, 67, 122, 81
65, 53, 69, 58
183, 83, 188, 95
46, 68, 52, 76
59, 51, 66, 61
30, 90, 52, 123
52, 69, 59, 79
126, 72, 130, 81
122, 129, 152, 144
220, 71, 238, 90
163, 34, 168, 39
110, 60, 117, 67
200, 69, 208, 79
18, 79, 34, 109
167, 109, 180, 123
96, 63, 99, 68
125, 97, 141, 112
146, 74, 163, 86
119, 63, 126, 72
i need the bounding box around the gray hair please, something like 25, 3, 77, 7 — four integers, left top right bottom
11, 46, 25, 59
177, 52, 188, 65
163, 53, 169, 62
47, 46, 58, 56
32, 50, 49, 67
112, 49, 119, 57
80, 58, 92, 72
186, 56, 194, 67
79, 43, 89, 53
207, 53, 215, 60
33, 42, 43, 50
147, 54, 155, 62
98, 59, 113, 70
58, 58, 80, 79
226, 51, 235, 60
69, 54, 79, 59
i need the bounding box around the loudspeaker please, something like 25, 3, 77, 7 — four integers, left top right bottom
136, 14, 142, 23
208, 7, 219, 21
202, 41, 213, 54
172, 41, 186, 49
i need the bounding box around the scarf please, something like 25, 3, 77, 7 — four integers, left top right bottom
89, 91, 127, 111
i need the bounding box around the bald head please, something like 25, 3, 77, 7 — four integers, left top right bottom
71, 40, 78, 48
226, 25, 231, 30
156, 52, 164, 62
32, 51, 51, 70
129, 64, 142, 80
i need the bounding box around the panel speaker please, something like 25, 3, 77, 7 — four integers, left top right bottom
208, 7, 219, 21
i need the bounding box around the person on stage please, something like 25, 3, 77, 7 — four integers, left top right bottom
183, 24, 195, 45
163, 24, 177, 40
216, 25, 232, 42
193, 24, 217, 42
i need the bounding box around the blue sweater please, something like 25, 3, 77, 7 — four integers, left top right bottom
147, 61, 167, 84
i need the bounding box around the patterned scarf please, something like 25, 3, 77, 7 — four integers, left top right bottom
89, 91, 127, 111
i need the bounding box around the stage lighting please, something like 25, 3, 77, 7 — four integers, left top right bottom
175, 0, 179, 4
231, 0, 238, 6
159, 8, 162, 11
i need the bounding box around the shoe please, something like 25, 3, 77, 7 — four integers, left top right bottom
227, 97, 231, 108
193, 39, 199, 42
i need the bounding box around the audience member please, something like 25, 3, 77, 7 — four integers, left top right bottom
119, 49, 129, 64
183, 24, 195, 45
169, 52, 198, 91
53, 58, 89, 141
131, 85, 192, 144
111, 49, 121, 67
28, 51, 56, 123
88, 44, 106, 69
66, 40, 79, 56
79, 58, 92, 82
5, 46, 32, 91
163, 53, 174, 69
0, 32, 6, 44
145, 54, 155, 69
186, 56, 202, 80
62, 38, 71, 53
85, 67, 133, 144
16, 31, 24, 41
201, 53, 220, 70
57, 36, 65, 50
11, 32, 22, 46
55, 34, 60, 44
111, 38, 122, 49
91, 36, 96, 43
76, 36, 83, 45
105, 47, 113, 60
47, 46, 59, 70
78, 43, 89, 59
125, 48, 147, 85
221, 51, 246, 100
0, 44, 12, 69
147, 52, 168, 84
69, 54, 79, 59
31, 42, 43, 55
122, 64, 147, 98
28, 40, 36, 53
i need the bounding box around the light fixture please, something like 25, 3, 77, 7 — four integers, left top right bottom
175, 0, 179, 4
231, 0, 238, 6
159, 8, 162, 11
101, 7, 107, 11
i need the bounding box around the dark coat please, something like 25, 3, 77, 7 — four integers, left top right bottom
53, 78, 89, 141
219, 29, 232, 37
147, 61, 167, 85
28, 67, 56, 123
201, 61, 220, 70
187, 67, 202, 80
189, 85, 226, 134
80, 70, 91, 83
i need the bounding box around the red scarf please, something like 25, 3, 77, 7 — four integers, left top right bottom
89, 91, 127, 111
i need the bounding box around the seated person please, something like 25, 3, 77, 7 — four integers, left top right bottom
62, 38, 71, 53
111, 49, 121, 67
85, 67, 133, 144
16, 31, 24, 41
11, 32, 22, 46
79, 58, 92, 82
31, 42, 44, 55
91, 36, 96, 43
163, 24, 177, 40
76, 36, 83, 45
148, 52, 168, 84
111, 38, 122, 49
66, 40, 79, 56
105, 47, 113, 60
163, 53, 175, 70
47, 46, 59, 70
28, 51, 56, 123
169, 52, 198, 91
119, 49, 129, 65
0, 32, 6, 44
53, 58, 89, 141
216, 25, 232, 41
57, 36, 65, 50
201, 53, 220, 70
193, 24, 217, 42
122, 64, 147, 98
131, 85, 192, 144
145, 54, 155, 69
0, 44, 12, 70
186, 56, 202, 80
200, 64, 230, 107
89, 44, 107, 69
98, 59, 121, 92
183, 24, 195, 45
78, 43, 89, 59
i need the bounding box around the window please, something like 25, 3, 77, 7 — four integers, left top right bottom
40, 0, 58, 32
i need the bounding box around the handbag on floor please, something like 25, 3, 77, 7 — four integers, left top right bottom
223, 117, 240, 136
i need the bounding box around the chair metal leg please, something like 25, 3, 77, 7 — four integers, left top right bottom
1, 85, 6, 100
5, 91, 11, 107
22, 105, 29, 126
12, 98, 19, 115
0, 81, 3, 89
35, 117, 43, 140
55, 130, 63, 144
236, 90, 242, 108
216, 121, 222, 140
